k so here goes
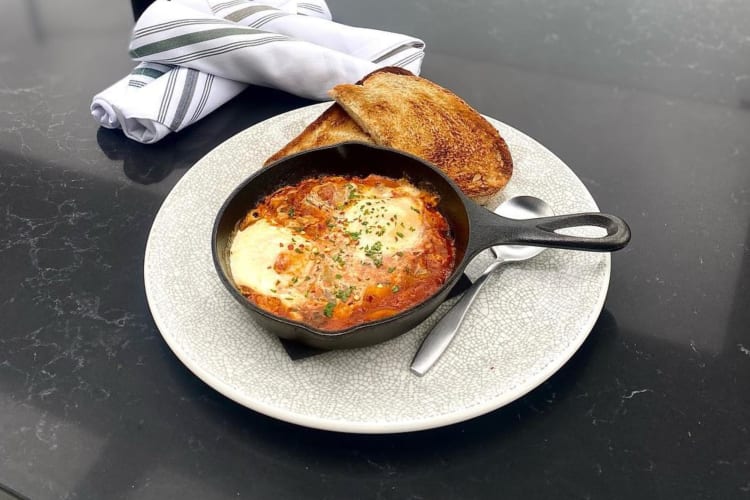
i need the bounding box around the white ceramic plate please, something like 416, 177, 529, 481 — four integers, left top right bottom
144, 103, 609, 434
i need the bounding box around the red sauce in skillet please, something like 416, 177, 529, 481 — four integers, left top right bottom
229, 174, 456, 331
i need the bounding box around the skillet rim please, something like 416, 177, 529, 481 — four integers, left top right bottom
210, 141, 476, 345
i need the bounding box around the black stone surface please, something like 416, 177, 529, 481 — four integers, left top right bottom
0, 1, 748, 499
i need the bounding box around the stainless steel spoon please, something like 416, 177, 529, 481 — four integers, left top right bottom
410, 196, 555, 376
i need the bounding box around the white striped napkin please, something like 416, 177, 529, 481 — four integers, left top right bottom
91, 0, 425, 144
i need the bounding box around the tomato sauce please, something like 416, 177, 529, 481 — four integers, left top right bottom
231, 174, 456, 331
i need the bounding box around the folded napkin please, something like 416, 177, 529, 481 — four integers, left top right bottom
92, 0, 425, 143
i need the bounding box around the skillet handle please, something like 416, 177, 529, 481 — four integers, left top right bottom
506, 212, 631, 251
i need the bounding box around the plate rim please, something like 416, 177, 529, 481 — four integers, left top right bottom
144, 103, 611, 434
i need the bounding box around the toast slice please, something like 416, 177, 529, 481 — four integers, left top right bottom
262, 73, 415, 166
330, 69, 513, 202
263, 103, 373, 166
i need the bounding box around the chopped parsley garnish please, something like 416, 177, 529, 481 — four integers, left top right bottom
346, 230, 361, 241
287, 207, 295, 217
391, 285, 400, 293
366, 241, 382, 253
323, 302, 335, 318
335, 286, 355, 301
363, 241, 383, 267
396, 231, 405, 238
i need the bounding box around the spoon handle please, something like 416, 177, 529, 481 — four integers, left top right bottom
411, 260, 503, 376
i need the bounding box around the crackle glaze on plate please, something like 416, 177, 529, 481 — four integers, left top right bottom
144, 103, 610, 434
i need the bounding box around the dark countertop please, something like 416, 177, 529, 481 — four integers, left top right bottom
1, 1, 749, 499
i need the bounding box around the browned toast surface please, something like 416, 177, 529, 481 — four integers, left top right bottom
263, 104, 373, 166
263, 67, 513, 202
330, 70, 513, 201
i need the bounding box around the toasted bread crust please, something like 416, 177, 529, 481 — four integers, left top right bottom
361, 66, 415, 80
264, 67, 513, 202
263, 70, 415, 166
263, 104, 373, 166
331, 69, 513, 200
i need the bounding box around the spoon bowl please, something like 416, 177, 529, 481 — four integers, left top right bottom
410, 195, 555, 376
492, 196, 555, 261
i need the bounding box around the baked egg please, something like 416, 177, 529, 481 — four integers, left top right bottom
229, 174, 455, 331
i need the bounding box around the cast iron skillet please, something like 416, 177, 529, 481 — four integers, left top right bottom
212, 142, 630, 349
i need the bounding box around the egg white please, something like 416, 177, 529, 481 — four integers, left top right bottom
343, 192, 424, 258
229, 219, 311, 306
